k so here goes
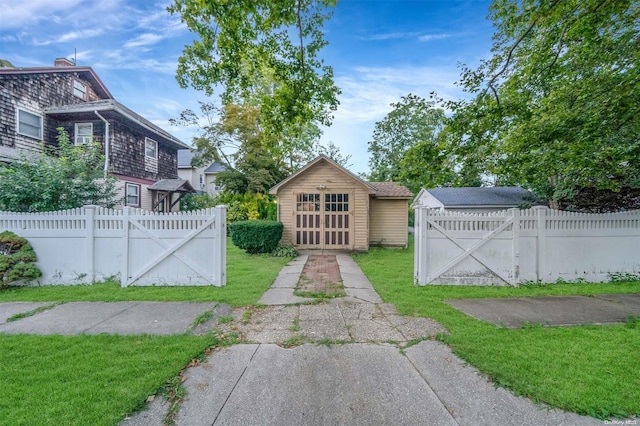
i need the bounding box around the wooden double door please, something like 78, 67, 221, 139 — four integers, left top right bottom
294, 192, 351, 249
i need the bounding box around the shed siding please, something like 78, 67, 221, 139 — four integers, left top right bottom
276, 161, 370, 251
369, 198, 409, 247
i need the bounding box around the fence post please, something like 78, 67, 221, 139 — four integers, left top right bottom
535, 206, 548, 283
84, 205, 96, 283
213, 205, 227, 286
414, 207, 429, 286
121, 207, 130, 287
510, 208, 521, 286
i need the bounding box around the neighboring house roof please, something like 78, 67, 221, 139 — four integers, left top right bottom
0, 65, 112, 99
46, 100, 189, 150
177, 149, 196, 168
204, 162, 227, 174
369, 182, 414, 199
148, 179, 196, 193
269, 155, 412, 199
177, 150, 228, 173
416, 186, 535, 208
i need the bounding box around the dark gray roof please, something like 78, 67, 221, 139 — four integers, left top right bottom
428, 187, 534, 206
177, 149, 196, 167
178, 150, 228, 173
204, 162, 227, 173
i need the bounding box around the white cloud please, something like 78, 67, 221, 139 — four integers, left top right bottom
34, 29, 104, 46
124, 33, 165, 48
363, 31, 420, 41
318, 64, 467, 174
1, 0, 84, 29
418, 33, 453, 42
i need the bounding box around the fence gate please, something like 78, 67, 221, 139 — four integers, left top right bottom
414, 208, 520, 286
121, 206, 226, 287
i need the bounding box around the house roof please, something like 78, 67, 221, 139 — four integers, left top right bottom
177, 149, 228, 173
269, 155, 412, 199
269, 155, 377, 195
0, 65, 112, 99
369, 182, 414, 199
425, 187, 534, 207
45, 100, 189, 150
147, 179, 196, 193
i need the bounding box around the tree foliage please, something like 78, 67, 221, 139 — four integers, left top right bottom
367, 94, 450, 190
0, 128, 118, 212
444, 0, 640, 208
315, 140, 352, 168
168, 0, 340, 144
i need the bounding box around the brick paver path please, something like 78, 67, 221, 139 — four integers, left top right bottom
296, 255, 345, 296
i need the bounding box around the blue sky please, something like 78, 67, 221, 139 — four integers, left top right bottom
1, 0, 494, 175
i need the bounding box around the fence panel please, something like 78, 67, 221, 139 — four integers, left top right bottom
0, 205, 227, 287
414, 206, 640, 286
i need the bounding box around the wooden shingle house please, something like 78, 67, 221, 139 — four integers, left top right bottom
0, 58, 194, 211
270, 155, 413, 251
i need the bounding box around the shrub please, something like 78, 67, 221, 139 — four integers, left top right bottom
0, 231, 41, 287
229, 220, 283, 254
271, 244, 298, 257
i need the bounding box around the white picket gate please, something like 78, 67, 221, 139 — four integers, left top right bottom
414, 206, 640, 286
0, 205, 227, 286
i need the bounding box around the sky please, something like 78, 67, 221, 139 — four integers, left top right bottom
0, 0, 494, 175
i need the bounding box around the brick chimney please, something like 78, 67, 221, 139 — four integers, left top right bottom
54, 57, 75, 67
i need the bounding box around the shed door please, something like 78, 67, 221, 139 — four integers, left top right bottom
294, 192, 351, 249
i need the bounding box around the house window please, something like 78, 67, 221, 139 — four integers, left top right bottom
125, 183, 140, 207
145, 137, 158, 159
17, 108, 43, 139
74, 123, 93, 145
73, 79, 87, 99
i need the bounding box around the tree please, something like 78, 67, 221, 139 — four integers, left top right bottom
167, 0, 340, 145
0, 128, 118, 212
315, 141, 352, 168
367, 94, 447, 186
444, 0, 640, 208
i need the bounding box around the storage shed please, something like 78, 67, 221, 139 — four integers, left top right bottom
269, 155, 413, 251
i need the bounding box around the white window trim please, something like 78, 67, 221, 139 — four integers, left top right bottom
74, 122, 93, 145
16, 108, 43, 140
125, 183, 141, 207
73, 79, 87, 100
145, 137, 158, 160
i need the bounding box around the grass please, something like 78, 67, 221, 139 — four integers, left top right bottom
0, 240, 290, 425
0, 239, 290, 307
0, 333, 216, 426
353, 245, 640, 419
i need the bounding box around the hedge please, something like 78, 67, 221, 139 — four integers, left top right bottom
228, 220, 283, 254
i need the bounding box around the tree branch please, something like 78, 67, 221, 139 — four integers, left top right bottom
486, 0, 562, 106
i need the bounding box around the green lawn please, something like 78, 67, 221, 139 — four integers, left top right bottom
0, 239, 290, 307
0, 240, 289, 425
353, 246, 640, 419
0, 334, 217, 426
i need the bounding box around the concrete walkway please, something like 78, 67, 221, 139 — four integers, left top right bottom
124, 254, 601, 426
0, 254, 611, 425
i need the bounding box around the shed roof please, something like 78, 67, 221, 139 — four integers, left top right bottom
269, 155, 377, 195
426, 186, 534, 207
369, 182, 413, 199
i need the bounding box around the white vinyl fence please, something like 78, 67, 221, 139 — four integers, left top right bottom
414, 206, 640, 286
0, 205, 226, 287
